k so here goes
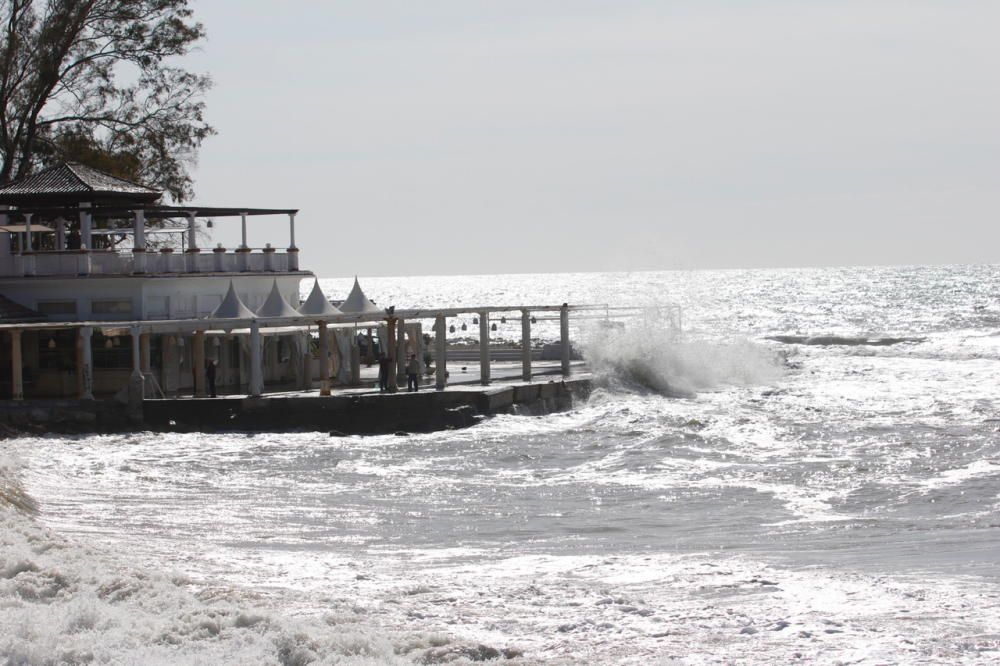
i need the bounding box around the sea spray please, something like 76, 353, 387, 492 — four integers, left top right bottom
0, 453, 38, 515
581, 320, 784, 396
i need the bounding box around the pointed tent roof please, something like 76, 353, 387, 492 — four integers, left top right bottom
209, 282, 256, 319
257, 280, 300, 318
0, 162, 162, 206
339, 277, 382, 315
299, 279, 342, 316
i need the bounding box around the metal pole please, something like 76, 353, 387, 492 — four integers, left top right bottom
560, 304, 571, 376
521, 308, 532, 382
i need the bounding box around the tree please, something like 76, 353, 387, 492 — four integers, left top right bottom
0, 0, 214, 202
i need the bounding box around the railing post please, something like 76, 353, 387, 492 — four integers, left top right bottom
560, 303, 571, 376
385, 316, 399, 393
479, 311, 490, 385
435, 314, 447, 390
521, 308, 532, 382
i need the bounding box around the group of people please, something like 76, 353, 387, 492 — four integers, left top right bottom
378, 354, 421, 392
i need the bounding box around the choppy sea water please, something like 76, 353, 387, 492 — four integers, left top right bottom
3, 265, 1000, 664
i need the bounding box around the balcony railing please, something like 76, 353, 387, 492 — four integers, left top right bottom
0, 246, 301, 278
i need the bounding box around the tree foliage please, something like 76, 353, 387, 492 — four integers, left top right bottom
0, 0, 214, 201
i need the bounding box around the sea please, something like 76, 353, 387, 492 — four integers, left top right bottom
3, 265, 1000, 664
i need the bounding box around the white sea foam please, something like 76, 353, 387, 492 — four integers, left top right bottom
581, 321, 784, 397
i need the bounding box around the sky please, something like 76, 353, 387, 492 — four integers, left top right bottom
185, 1, 1000, 277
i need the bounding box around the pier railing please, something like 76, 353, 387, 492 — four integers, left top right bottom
1, 246, 300, 277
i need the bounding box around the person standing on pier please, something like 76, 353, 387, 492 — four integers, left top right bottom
406, 354, 420, 392
378, 355, 390, 392
206, 359, 218, 398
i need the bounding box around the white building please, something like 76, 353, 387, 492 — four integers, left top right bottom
0, 162, 316, 398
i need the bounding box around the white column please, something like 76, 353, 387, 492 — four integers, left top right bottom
240, 212, 248, 249
288, 213, 296, 248
435, 314, 447, 390
521, 309, 532, 382
78, 326, 94, 399
55, 217, 66, 250
318, 321, 331, 396
79, 202, 92, 249
130, 325, 142, 379
132, 210, 147, 273
249, 320, 263, 397
479, 311, 490, 385
11, 329, 23, 401
23, 213, 32, 252
133, 210, 146, 250
187, 212, 198, 251
560, 304, 571, 376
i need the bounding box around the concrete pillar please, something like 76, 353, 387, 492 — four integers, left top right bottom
560, 304, 571, 376
219, 336, 232, 394
132, 210, 147, 273
187, 212, 198, 251
385, 318, 398, 393
77, 326, 93, 399
163, 335, 179, 397
79, 202, 92, 250
288, 213, 296, 248
129, 325, 144, 405
10, 329, 23, 401
55, 217, 66, 250
349, 336, 362, 386
300, 331, 311, 390
435, 314, 447, 390
479, 311, 491, 385
318, 321, 331, 396
395, 318, 406, 383
521, 309, 532, 382
22, 213, 32, 252
193, 330, 206, 397
249, 320, 263, 397
240, 212, 248, 249
140, 332, 151, 373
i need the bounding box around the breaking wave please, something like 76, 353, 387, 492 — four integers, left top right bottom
766, 335, 926, 347
581, 323, 784, 397
0, 454, 38, 515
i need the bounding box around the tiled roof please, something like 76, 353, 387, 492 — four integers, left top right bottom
0, 295, 44, 322
0, 162, 161, 200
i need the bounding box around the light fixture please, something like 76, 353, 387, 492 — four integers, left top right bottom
500, 316, 506, 324
491, 323, 497, 332
47, 337, 56, 349
530, 316, 536, 324
473, 316, 479, 325
449, 325, 455, 333
104, 338, 113, 349
461, 323, 467, 331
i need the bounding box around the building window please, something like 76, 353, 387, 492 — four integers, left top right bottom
91, 299, 132, 315
37, 301, 77, 316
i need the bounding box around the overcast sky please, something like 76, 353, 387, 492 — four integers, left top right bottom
186, 1, 1000, 277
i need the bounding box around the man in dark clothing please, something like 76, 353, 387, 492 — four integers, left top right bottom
206, 359, 217, 398
377, 355, 390, 392
406, 354, 420, 392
